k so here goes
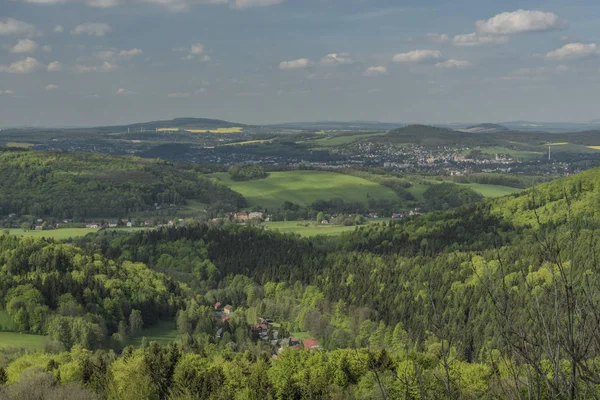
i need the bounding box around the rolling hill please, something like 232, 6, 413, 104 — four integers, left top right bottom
0, 148, 246, 219
210, 170, 399, 210
89, 117, 247, 132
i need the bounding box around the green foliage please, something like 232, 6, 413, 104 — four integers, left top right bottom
0, 149, 245, 218
228, 164, 268, 181
423, 182, 484, 211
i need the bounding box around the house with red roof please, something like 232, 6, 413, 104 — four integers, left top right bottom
303, 339, 320, 351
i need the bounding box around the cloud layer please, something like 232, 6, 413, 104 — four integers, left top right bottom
279, 58, 311, 70
0, 18, 37, 37
0, 57, 42, 73
393, 50, 442, 63
545, 43, 599, 60
476, 10, 566, 35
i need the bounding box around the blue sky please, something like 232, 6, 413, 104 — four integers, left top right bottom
1, 0, 600, 126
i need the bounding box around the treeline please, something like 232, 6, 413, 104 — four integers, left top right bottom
228, 164, 268, 181
0, 235, 186, 350
267, 197, 404, 220
449, 172, 552, 189
0, 149, 246, 219
423, 183, 483, 211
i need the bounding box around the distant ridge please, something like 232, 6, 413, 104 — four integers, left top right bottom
460, 123, 510, 133
89, 117, 247, 132
374, 124, 502, 147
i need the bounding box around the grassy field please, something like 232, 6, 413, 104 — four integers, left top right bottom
223, 139, 274, 146
0, 332, 47, 349
210, 171, 399, 210
406, 181, 521, 202
459, 183, 522, 197
5, 227, 148, 240
264, 220, 387, 237
6, 142, 35, 148
186, 127, 243, 134
6, 228, 99, 239
127, 321, 179, 347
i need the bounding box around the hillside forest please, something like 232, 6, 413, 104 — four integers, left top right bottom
1, 163, 600, 398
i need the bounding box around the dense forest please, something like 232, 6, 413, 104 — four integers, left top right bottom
228, 165, 269, 181
0, 149, 246, 219
2, 165, 600, 398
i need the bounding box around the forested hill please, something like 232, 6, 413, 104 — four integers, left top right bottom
3, 167, 600, 397
0, 148, 246, 219
88, 117, 247, 132
375, 124, 503, 147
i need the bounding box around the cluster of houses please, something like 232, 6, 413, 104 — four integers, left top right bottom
213, 302, 320, 355
392, 208, 422, 219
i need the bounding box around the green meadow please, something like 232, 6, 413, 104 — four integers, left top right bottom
127, 321, 179, 347
264, 219, 387, 237
211, 171, 399, 210
5, 227, 148, 240
0, 332, 47, 349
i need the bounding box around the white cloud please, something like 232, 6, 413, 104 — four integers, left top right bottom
11, 39, 39, 53
545, 43, 599, 60
452, 33, 509, 47
320, 53, 353, 66
0, 90, 14, 95
279, 58, 311, 70
42, 45, 52, 52
47, 61, 63, 72
71, 23, 112, 37
119, 48, 142, 57
229, 0, 282, 9
393, 49, 442, 63
0, 18, 37, 37
435, 59, 471, 69
53, 25, 64, 33
116, 88, 131, 95
179, 43, 211, 61
0, 57, 41, 73
46, 84, 59, 90
73, 61, 116, 72
363, 66, 388, 77
476, 10, 566, 35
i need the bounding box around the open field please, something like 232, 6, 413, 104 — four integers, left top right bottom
127, 321, 179, 347
223, 139, 274, 146
211, 171, 399, 210
588, 146, 600, 150
264, 219, 388, 237
186, 127, 243, 134
0, 332, 47, 349
5, 142, 35, 148
459, 183, 522, 197
5, 227, 148, 240
155, 127, 243, 133
407, 181, 521, 202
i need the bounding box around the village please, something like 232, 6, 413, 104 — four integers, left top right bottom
213, 302, 320, 358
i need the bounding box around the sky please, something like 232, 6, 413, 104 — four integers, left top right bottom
1, 0, 600, 126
